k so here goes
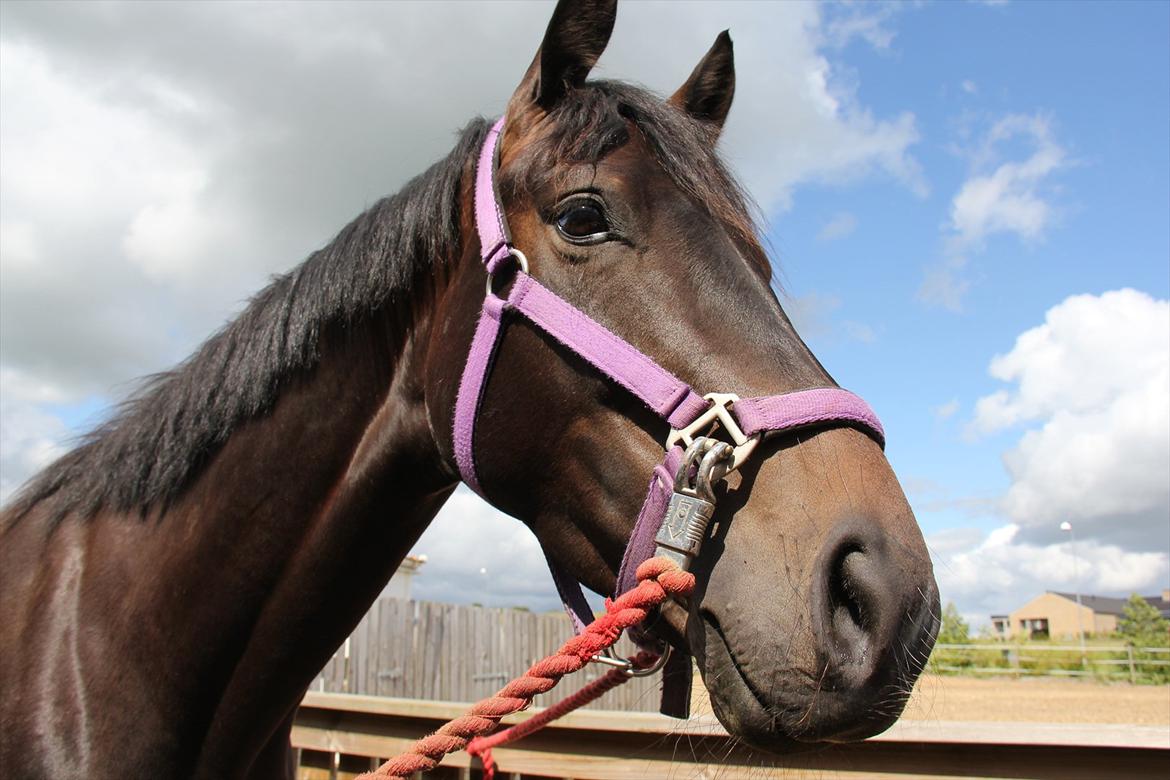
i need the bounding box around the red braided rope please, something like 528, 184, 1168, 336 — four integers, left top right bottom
355, 557, 693, 779
466, 650, 661, 780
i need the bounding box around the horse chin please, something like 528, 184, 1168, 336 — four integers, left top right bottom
692, 601, 936, 753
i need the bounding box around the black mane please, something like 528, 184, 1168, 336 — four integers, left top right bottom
12, 120, 490, 520
10, 81, 763, 521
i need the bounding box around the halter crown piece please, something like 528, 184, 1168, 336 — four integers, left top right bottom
452, 118, 886, 717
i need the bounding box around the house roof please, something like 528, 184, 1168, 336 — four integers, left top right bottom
1051, 592, 1170, 618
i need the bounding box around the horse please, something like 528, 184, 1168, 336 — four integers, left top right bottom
0, 1, 940, 777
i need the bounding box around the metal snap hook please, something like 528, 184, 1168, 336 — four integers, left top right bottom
591, 644, 672, 677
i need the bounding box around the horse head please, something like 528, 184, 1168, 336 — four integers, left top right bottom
428, 0, 940, 750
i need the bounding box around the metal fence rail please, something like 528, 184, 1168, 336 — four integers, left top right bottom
292, 692, 1170, 780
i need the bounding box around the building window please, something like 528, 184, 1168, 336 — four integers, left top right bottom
1019, 618, 1049, 639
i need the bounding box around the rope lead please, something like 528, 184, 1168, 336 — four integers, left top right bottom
356, 557, 694, 779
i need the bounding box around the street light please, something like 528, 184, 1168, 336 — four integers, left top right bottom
1060, 521, 1088, 667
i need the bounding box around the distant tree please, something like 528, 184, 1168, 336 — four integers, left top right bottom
1118, 594, 1170, 647
937, 602, 970, 644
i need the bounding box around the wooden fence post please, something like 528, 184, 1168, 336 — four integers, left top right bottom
1128, 645, 1137, 684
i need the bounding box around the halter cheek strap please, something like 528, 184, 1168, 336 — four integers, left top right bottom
453, 117, 886, 715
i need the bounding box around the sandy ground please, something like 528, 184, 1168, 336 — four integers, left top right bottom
900, 673, 1170, 725
692, 673, 1170, 725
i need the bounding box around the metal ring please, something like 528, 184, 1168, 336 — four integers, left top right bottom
590, 644, 673, 677
484, 248, 529, 296
625, 645, 672, 678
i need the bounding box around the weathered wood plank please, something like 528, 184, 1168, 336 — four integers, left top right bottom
315, 597, 663, 709
293, 693, 1170, 780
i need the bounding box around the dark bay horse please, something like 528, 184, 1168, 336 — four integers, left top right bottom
0, 1, 939, 777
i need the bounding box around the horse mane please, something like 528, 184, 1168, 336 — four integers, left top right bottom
10, 120, 490, 521
9, 81, 765, 523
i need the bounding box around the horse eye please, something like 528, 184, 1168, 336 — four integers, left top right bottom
555, 202, 609, 240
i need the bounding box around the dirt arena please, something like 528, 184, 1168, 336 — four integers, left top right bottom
901, 674, 1170, 725
691, 673, 1170, 725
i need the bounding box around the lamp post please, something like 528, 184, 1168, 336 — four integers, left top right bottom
1060, 521, 1088, 669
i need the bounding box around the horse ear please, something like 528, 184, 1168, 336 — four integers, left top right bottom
511, 0, 617, 112
670, 31, 736, 132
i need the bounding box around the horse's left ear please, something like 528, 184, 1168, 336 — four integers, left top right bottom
511, 0, 618, 114
670, 30, 736, 132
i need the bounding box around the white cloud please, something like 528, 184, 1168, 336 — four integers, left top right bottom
822, 2, 904, 52
0, 1, 923, 400
970, 290, 1170, 550
919, 113, 1068, 310
786, 292, 842, 342
961, 79, 978, 95
0, 1, 925, 607
950, 114, 1065, 247
916, 254, 971, 313
840, 319, 877, 343
933, 398, 960, 420
0, 368, 72, 502
931, 523, 1168, 626
607, 1, 926, 209
408, 488, 571, 612
817, 211, 858, 241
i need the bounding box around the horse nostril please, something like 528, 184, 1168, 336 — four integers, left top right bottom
813, 522, 902, 686
826, 544, 875, 651
828, 545, 868, 629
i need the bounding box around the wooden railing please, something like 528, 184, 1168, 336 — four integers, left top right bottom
292, 691, 1170, 780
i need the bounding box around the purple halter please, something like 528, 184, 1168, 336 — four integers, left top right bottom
453, 117, 885, 713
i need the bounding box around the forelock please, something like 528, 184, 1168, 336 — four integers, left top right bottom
507, 81, 768, 277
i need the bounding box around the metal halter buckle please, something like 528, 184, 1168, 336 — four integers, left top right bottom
484, 248, 529, 296
666, 393, 760, 474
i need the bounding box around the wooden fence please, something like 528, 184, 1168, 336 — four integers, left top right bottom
292, 692, 1170, 780
928, 642, 1170, 682
311, 598, 662, 712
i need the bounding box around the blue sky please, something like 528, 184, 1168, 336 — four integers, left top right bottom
775, 1, 1169, 623
1, 1, 1167, 625
778, 1, 1169, 543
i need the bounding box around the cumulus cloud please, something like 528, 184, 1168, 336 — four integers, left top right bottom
821, 1, 905, 52
970, 289, 1169, 550
785, 291, 877, 346
933, 398, 960, 421
919, 113, 1068, 311
917, 255, 971, 313
950, 114, 1065, 247
408, 488, 570, 612
607, 1, 926, 208
0, 1, 925, 607
931, 523, 1168, 626
817, 211, 858, 241
0, 370, 71, 502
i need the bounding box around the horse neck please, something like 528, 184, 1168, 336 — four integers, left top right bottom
170, 293, 462, 770
3, 252, 464, 777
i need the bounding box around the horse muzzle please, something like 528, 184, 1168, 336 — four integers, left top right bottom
690, 512, 941, 751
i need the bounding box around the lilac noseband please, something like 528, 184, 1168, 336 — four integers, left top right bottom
452, 117, 885, 713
